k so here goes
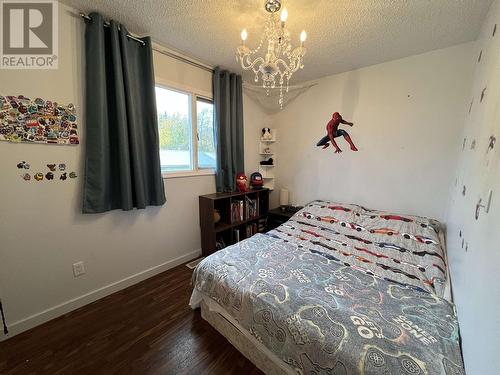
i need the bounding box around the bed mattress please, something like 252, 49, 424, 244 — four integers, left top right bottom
190, 200, 464, 374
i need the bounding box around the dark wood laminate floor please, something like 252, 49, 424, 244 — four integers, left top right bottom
0, 262, 263, 375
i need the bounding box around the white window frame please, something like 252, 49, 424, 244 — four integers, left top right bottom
155, 79, 216, 179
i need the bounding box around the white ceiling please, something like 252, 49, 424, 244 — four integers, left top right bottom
60, 0, 492, 83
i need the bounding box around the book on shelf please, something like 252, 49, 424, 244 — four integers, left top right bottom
234, 229, 240, 243
231, 200, 244, 223
215, 236, 226, 250
245, 223, 258, 237
258, 217, 267, 232
245, 196, 258, 220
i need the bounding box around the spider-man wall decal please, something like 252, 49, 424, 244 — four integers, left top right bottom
316, 112, 358, 153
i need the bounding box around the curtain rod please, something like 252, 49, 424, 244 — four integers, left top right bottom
80, 13, 145, 45
153, 45, 214, 73
79, 13, 214, 73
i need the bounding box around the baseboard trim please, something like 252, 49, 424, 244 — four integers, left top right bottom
0, 249, 201, 342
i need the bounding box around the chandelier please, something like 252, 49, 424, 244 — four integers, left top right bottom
236, 0, 307, 108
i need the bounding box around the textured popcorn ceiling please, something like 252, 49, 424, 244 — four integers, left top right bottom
60, 0, 492, 83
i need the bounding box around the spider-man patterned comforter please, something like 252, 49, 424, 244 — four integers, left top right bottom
190, 200, 464, 374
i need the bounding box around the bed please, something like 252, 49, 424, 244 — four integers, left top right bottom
190, 200, 464, 374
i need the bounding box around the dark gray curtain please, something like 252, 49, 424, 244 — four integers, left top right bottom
213, 67, 244, 192
83, 12, 166, 213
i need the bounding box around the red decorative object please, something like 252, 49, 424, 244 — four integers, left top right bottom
250, 172, 264, 189
316, 112, 358, 153
236, 173, 249, 192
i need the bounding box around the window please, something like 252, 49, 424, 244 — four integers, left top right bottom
155, 86, 216, 174
156, 87, 192, 172
197, 98, 216, 169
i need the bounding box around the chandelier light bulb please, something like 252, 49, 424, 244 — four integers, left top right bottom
241, 29, 248, 41
300, 30, 307, 43
280, 8, 288, 23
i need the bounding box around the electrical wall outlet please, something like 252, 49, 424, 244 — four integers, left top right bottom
72, 261, 86, 277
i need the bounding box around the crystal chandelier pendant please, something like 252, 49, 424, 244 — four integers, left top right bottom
236, 0, 307, 109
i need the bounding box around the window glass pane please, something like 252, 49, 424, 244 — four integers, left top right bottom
155, 86, 192, 172
197, 99, 216, 169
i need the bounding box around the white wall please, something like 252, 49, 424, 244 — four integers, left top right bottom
445, 2, 500, 374
0, 4, 262, 340
243, 94, 279, 206
270, 43, 476, 221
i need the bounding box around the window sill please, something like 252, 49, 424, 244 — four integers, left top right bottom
162, 169, 216, 179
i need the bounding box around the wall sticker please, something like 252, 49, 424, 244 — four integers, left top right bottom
16, 161, 30, 169
487, 136, 496, 153
0, 95, 79, 145
485, 135, 496, 167
17, 161, 77, 182
316, 112, 358, 153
